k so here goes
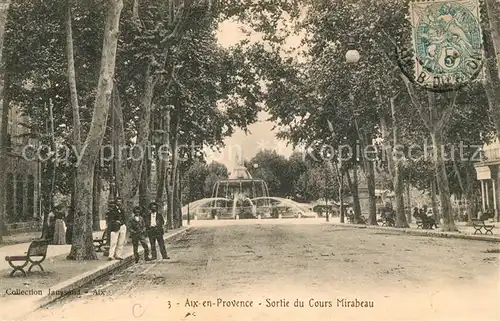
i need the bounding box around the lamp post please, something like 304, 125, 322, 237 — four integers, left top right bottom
345, 41, 361, 223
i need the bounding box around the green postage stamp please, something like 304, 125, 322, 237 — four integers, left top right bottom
409, 0, 483, 89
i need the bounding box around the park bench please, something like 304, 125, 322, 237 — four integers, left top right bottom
4, 239, 49, 277
415, 217, 437, 229
346, 214, 366, 224
471, 219, 495, 235
378, 215, 394, 227
93, 228, 108, 252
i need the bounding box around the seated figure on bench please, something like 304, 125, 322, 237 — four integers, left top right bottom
347, 210, 355, 223
382, 210, 395, 227
413, 208, 423, 228
480, 209, 494, 221
414, 208, 436, 229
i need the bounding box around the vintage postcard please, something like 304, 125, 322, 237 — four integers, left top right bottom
0, 0, 498, 320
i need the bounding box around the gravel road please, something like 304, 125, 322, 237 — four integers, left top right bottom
25, 221, 500, 321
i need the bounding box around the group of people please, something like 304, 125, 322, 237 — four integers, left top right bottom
106, 198, 170, 263
412, 206, 438, 229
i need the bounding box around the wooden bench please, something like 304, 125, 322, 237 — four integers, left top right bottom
93, 228, 108, 252
378, 216, 394, 227
415, 218, 437, 229
5, 239, 49, 277
471, 219, 495, 235
346, 214, 366, 224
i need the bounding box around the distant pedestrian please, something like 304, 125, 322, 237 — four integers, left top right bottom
145, 202, 169, 260
412, 207, 420, 220
129, 206, 151, 263
107, 198, 127, 260
53, 211, 66, 245
46, 212, 56, 243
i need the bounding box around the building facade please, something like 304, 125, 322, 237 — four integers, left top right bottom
475, 139, 500, 222
3, 104, 41, 226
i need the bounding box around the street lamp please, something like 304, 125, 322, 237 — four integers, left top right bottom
345, 43, 361, 224
345, 49, 360, 64
253, 163, 259, 169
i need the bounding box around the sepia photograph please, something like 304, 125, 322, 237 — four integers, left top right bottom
0, 0, 499, 320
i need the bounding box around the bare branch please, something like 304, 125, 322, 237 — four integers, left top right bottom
390, 91, 400, 103
400, 72, 432, 132
132, 0, 139, 22
436, 90, 458, 132
160, 2, 190, 45
452, 157, 465, 194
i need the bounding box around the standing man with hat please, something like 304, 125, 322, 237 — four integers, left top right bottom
107, 198, 127, 260
145, 202, 170, 260
129, 206, 151, 263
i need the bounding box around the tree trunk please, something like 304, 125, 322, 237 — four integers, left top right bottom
40, 161, 53, 238
354, 117, 377, 225
167, 111, 180, 230
401, 72, 456, 231
132, 0, 139, 22
65, 0, 81, 241
393, 162, 408, 227
0, 93, 7, 243
156, 108, 170, 220
430, 178, 439, 222
156, 156, 167, 213
364, 159, 378, 225
67, 170, 76, 243
175, 166, 182, 228
346, 167, 363, 223
406, 180, 412, 223
48, 98, 57, 210
41, 101, 57, 238
390, 95, 408, 228
483, 12, 500, 140
66, 0, 81, 151
431, 132, 457, 231
116, 63, 155, 216
464, 165, 477, 224
378, 93, 408, 227
485, 0, 500, 69
67, 0, 123, 260
339, 170, 344, 223
327, 159, 344, 222
0, 0, 11, 243
139, 157, 149, 209
92, 157, 101, 231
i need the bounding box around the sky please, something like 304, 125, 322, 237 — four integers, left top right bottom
204, 20, 296, 173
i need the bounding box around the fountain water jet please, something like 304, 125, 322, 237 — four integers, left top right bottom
181, 161, 315, 220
